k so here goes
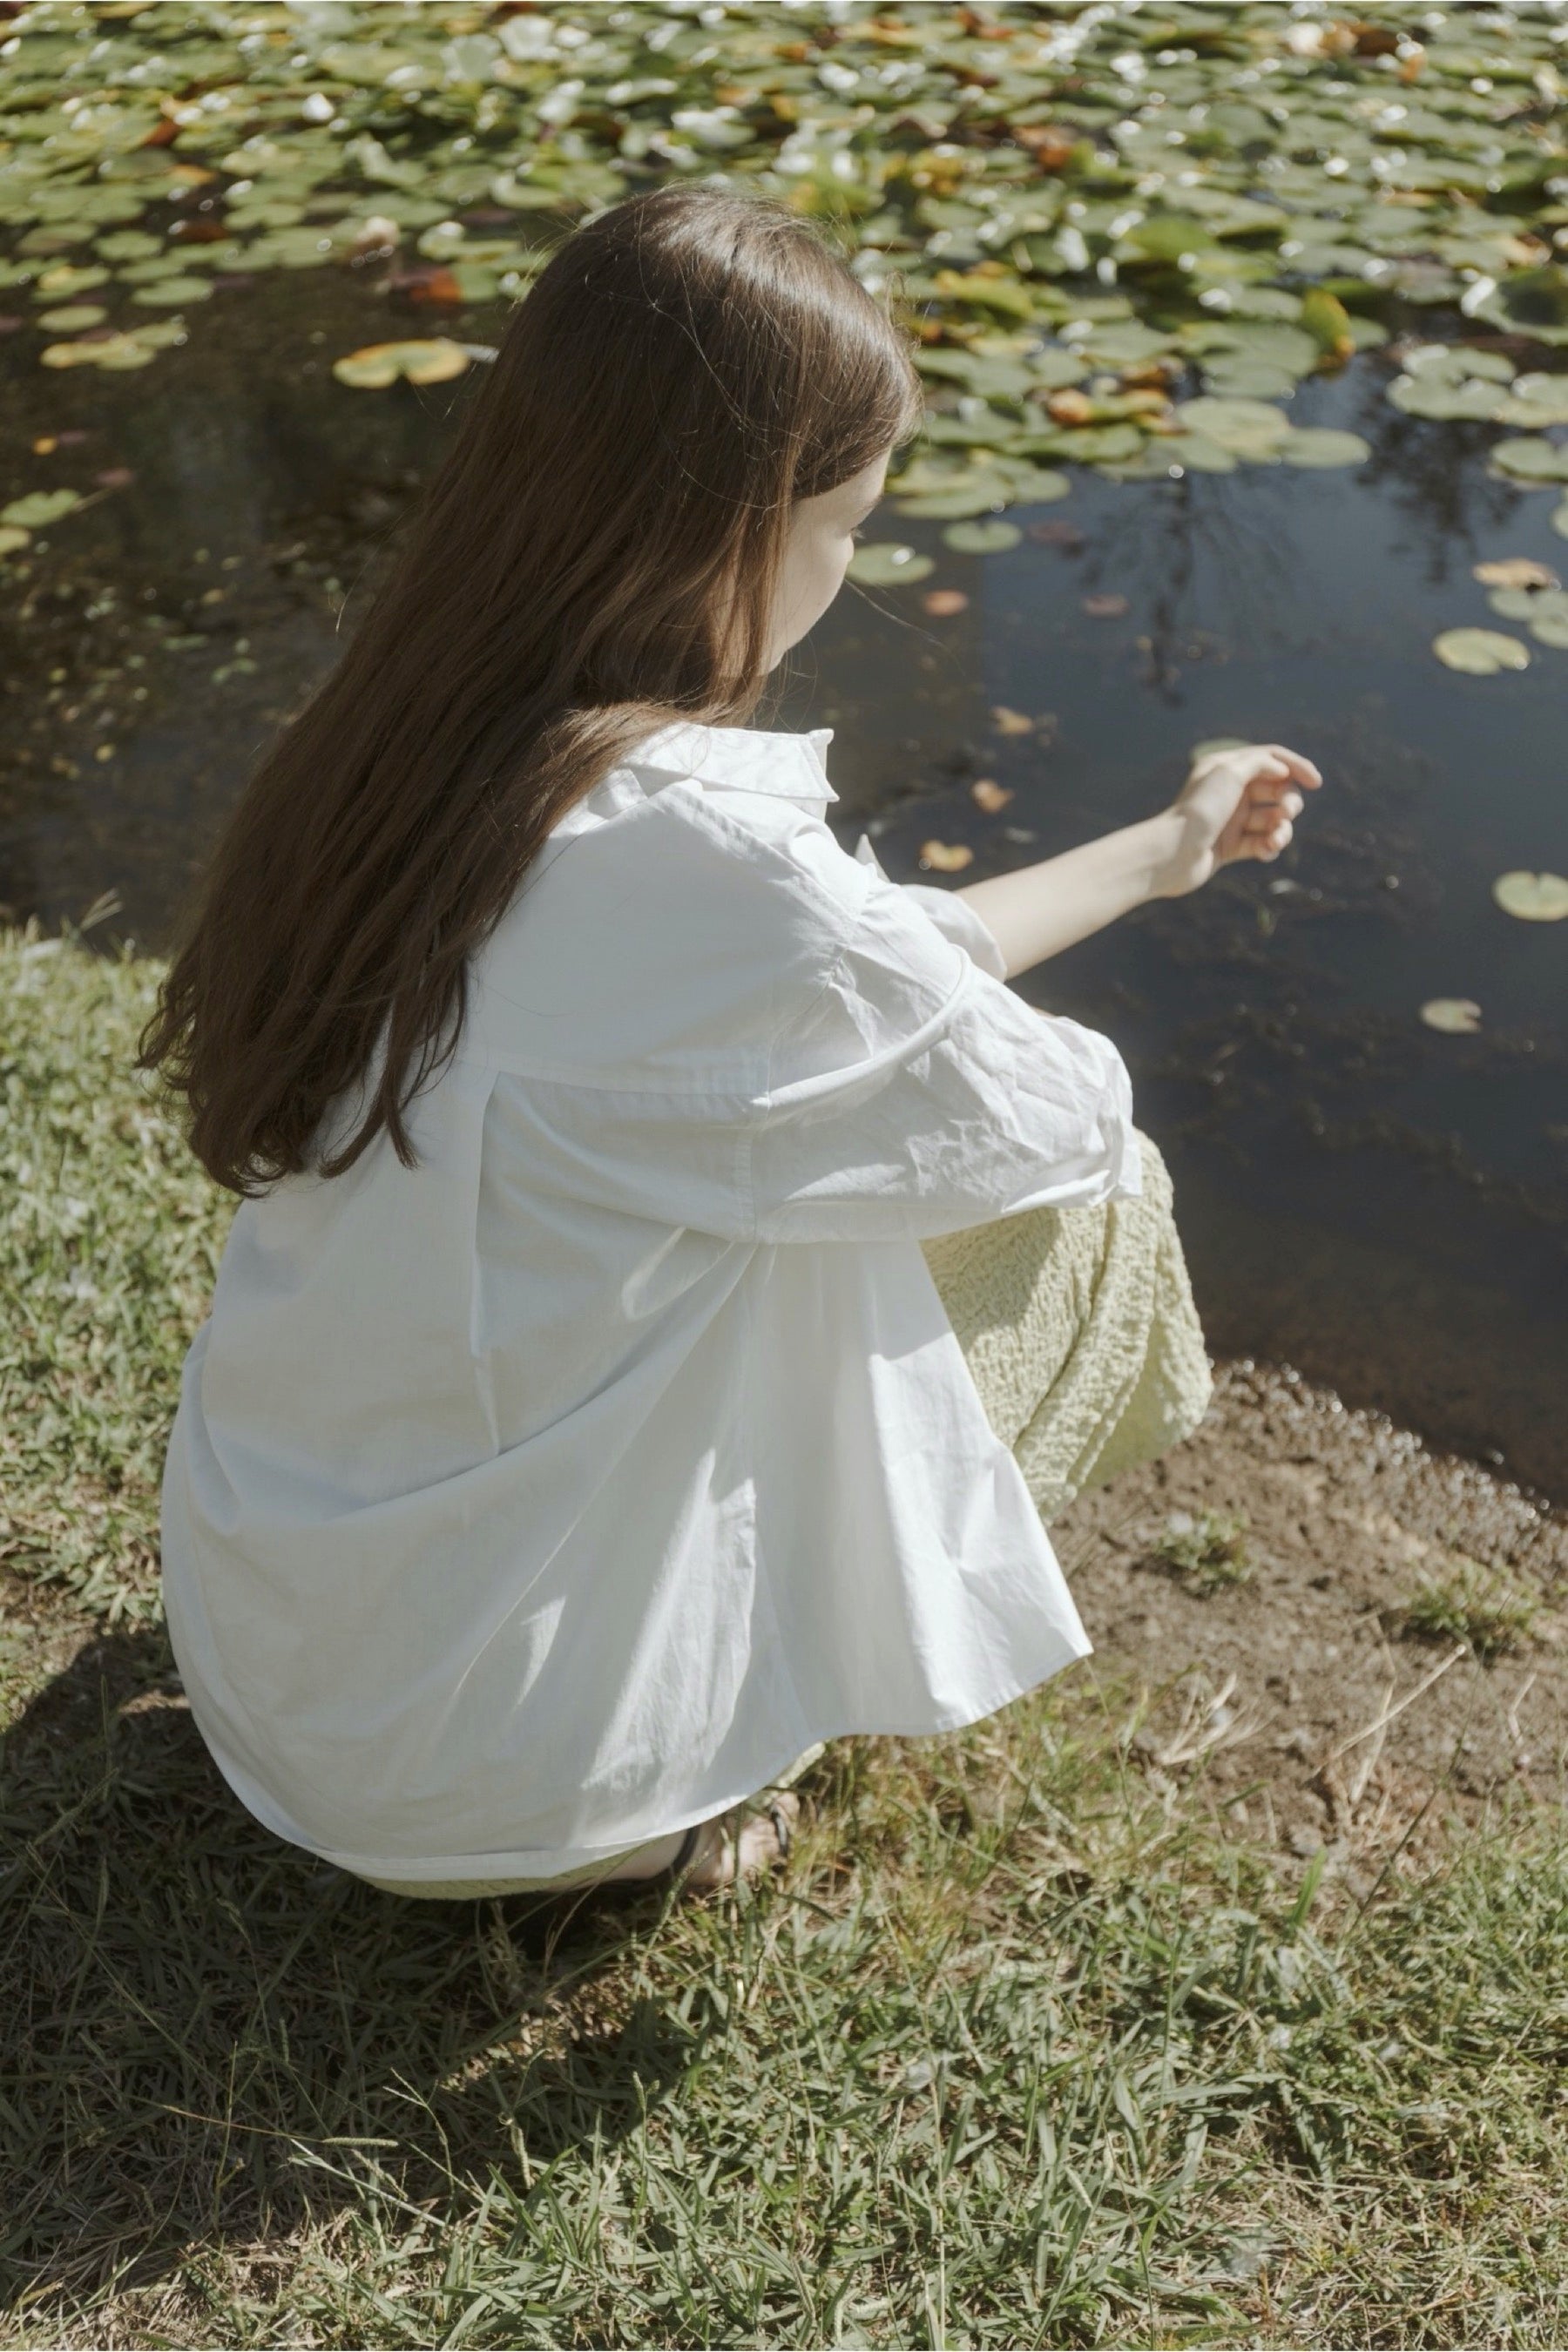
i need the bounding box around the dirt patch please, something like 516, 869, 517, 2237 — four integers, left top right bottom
1055, 1360, 1568, 1896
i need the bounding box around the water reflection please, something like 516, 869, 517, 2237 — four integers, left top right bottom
1, 277, 1564, 1491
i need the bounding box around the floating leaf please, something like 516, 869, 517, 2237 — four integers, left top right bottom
331, 338, 471, 389
0, 525, 31, 556
1474, 558, 1560, 591
0, 489, 82, 528
1082, 593, 1129, 618
846, 542, 934, 587
1279, 427, 1371, 469
1387, 374, 1506, 421
1492, 871, 1568, 921
128, 275, 212, 308
894, 483, 1010, 521
1494, 372, 1568, 428
1173, 396, 1292, 455
1432, 628, 1530, 673
1485, 585, 1567, 620
918, 840, 974, 872
990, 706, 1036, 736
37, 302, 107, 332
1300, 287, 1355, 361
1420, 998, 1482, 1033
922, 589, 969, 617
1490, 437, 1568, 483
942, 518, 1021, 553
1552, 500, 1568, 541
1160, 432, 1239, 475
970, 779, 1013, 812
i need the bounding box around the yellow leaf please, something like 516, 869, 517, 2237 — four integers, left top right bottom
332, 339, 471, 390
919, 840, 975, 871
1420, 998, 1482, 1033
970, 779, 1014, 813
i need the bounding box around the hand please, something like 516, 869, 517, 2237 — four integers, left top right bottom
1154, 741, 1323, 898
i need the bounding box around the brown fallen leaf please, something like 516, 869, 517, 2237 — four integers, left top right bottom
1473, 557, 1560, 591
922, 587, 970, 617
1045, 388, 1095, 427
1083, 593, 1130, 618
919, 839, 975, 871
1119, 359, 1177, 391
1010, 123, 1081, 172
990, 704, 1035, 735
1028, 518, 1085, 548
970, 778, 1014, 813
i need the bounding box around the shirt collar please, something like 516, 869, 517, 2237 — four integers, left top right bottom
628, 720, 839, 805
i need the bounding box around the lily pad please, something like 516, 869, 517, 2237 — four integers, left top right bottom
0, 525, 33, 557
1432, 628, 1530, 673
942, 519, 1022, 553
1279, 428, 1371, 469
846, 543, 935, 587
128, 275, 213, 308
1420, 999, 1483, 1034
1485, 585, 1565, 621
331, 338, 472, 389
1173, 396, 1293, 455
1494, 372, 1568, 427
36, 302, 108, 332
1490, 438, 1568, 483
1388, 374, 1507, 422
894, 483, 1010, 521
1160, 433, 1239, 475
1492, 871, 1568, 921
1474, 558, 1560, 591
1, 489, 83, 528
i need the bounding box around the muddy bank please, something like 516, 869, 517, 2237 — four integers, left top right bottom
1057, 1357, 1568, 1893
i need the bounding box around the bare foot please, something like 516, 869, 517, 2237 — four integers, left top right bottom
680, 1791, 801, 1892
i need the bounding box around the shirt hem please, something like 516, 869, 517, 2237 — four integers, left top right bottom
192, 1631, 1096, 1887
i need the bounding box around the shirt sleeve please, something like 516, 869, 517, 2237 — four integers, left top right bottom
852, 829, 1010, 983
745, 850, 1141, 1245
473, 801, 1140, 1249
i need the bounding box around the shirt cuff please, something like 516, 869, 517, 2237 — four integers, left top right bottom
853, 832, 1010, 983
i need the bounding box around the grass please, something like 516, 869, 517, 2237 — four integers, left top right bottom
1151, 1510, 1254, 1597
3, 925, 1568, 2349
1402, 1553, 1542, 1663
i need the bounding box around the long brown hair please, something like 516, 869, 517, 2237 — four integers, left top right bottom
139, 182, 923, 1196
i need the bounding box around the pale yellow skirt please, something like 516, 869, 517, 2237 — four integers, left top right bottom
366, 1131, 1213, 1900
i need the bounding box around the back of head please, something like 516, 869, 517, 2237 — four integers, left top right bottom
139, 183, 923, 1196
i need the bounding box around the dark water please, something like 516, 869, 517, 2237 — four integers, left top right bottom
3, 273, 1565, 1494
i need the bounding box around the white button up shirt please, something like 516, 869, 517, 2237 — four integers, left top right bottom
160, 720, 1143, 1883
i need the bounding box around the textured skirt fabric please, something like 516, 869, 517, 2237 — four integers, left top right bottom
363, 1128, 1211, 1900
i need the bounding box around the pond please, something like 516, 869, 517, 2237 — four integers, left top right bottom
1, 1, 1565, 1497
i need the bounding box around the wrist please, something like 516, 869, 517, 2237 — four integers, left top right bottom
1144, 807, 1197, 899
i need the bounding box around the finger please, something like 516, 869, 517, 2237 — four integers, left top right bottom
1255, 744, 1322, 790
1258, 818, 1294, 858
1243, 786, 1304, 821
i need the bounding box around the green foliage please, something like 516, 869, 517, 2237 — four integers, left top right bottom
1152, 1508, 1255, 1594
0, 926, 232, 1619
1402, 1552, 1541, 1660
3, 932, 1567, 2345
3, 0, 1566, 531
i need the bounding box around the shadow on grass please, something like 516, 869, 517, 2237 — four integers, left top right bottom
0, 1623, 713, 2315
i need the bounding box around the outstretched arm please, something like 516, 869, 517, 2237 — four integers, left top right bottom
951, 741, 1322, 983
